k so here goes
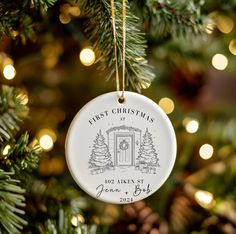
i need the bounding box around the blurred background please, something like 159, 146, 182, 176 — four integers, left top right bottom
0, 0, 236, 233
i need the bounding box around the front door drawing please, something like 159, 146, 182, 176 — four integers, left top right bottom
89, 126, 159, 175
115, 133, 134, 166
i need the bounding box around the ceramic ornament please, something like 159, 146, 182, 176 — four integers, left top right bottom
65, 91, 177, 204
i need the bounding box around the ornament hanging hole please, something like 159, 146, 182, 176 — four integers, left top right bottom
118, 96, 125, 104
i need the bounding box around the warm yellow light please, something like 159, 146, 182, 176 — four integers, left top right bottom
59, 13, 71, 24
37, 129, 57, 142
3, 64, 16, 80
79, 48, 96, 66
183, 118, 199, 133
39, 135, 54, 151
199, 144, 214, 160
38, 128, 56, 151
159, 97, 175, 114
229, 39, 236, 56
212, 54, 228, 70
69, 6, 81, 16
195, 190, 215, 209
2, 145, 11, 155
215, 15, 234, 34
71, 214, 85, 227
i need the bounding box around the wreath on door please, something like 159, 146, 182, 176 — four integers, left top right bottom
119, 139, 129, 151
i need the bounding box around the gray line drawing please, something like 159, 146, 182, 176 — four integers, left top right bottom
89, 130, 113, 174
89, 126, 159, 174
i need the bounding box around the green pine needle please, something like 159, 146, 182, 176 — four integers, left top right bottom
30, 0, 57, 11
0, 0, 57, 41
0, 169, 27, 234
1, 132, 42, 173
0, 85, 29, 142
79, 0, 155, 92
145, 0, 206, 38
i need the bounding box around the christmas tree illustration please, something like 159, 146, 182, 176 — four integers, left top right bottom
138, 128, 159, 165
89, 130, 112, 168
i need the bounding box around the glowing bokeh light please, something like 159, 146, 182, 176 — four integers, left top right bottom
3, 64, 16, 80
79, 48, 96, 66
195, 190, 215, 209
159, 97, 175, 114
184, 119, 199, 133
199, 144, 214, 160
38, 128, 57, 151
39, 135, 54, 151
69, 6, 81, 16
215, 15, 234, 34
229, 39, 236, 56
59, 13, 71, 24
212, 54, 228, 70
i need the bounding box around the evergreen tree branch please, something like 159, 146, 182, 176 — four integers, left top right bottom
0, 85, 29, 142
0, 0, 57, 42
1, 133, 42, 173
79, 0, 155, 92
30, 0, 57, 11
0, 169, 27, 234
39, 209, 107, 234
144, 0, 206, 38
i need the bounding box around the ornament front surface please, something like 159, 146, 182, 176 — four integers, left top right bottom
66, 91, 176, 204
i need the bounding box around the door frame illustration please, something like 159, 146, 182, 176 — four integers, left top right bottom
114, 132, 135, 166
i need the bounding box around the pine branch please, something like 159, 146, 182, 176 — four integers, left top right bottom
0, 169, 27, 234
39, 209, 101, 234
1, 133, 42, 173
0, 0, 57, 42
30, 0, 57, 11
144, 0, 206, 38
39, 209, 74, 234
79, 0, 155, 92
0, 85, 29, 142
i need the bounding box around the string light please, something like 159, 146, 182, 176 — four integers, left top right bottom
79, 47, 96, 66
215, 15, 234, 34
2, 145, 11, 156
3, 64, 16, 80
183, 117, 199, 133
194, 190, 215, 209
60, 4, 81, 17
37, 129, 57, 151
229, 39, 236, 56
59, 13, 71, 24
69, 6, 81, 16
158, 97, 175, 114
212, 54, 228, 70
39, 135, 53, 151
199, 144, 214, 160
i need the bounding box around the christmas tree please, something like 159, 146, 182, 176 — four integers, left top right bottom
89, 130, 112, 168
0, 0, 236, 233
138, 128, 159, 166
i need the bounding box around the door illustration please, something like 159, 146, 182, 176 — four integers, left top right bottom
115, 133, 134, 166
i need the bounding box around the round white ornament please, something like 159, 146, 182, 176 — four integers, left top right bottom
66, 91, 176, 204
